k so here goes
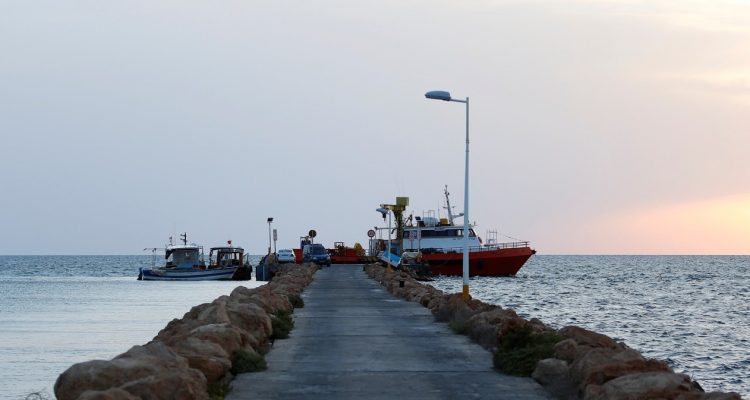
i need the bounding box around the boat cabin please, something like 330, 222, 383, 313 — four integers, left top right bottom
165, 245, 205, 269
402, 226, 480, 252
209, 247, 245, 268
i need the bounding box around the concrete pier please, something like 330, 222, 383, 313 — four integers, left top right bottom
228, 264, 551, 399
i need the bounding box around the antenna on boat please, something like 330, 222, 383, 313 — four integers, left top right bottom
180, 232, 187, 245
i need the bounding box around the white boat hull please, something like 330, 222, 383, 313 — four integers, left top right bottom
139, 267, 238, 281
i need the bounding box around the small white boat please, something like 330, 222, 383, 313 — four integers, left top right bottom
138, 234, 251, 281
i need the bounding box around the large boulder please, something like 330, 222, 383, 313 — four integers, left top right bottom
77, 388, 140, 400
224, 301, 274, 345
559, 326, 622, 350
426, 295, 447, 313
54, 342, 195, 400
432, 293, 495, 324
72, 370, 207, 400
527, 318, 552, 333
155, 299, 233, 341
227, 285, 256, 301
464, 312, 500, 349
405, 286, 429, 303
570, 347, 671, 391
491, 309, 528, 338
583, 371, 725, 400
189, 322, 257, 355
117, 368, 208, 400
230, 285, 292, 315
464, 307, 541, 350
532, 358, 577, 400
165, 336, 232, 384
271, 282, 306, 298
554, 338, 593, 362
416, 286, 443, 307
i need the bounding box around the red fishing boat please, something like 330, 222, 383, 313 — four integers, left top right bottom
374, 187, 535, 276
407, 236, 535, 276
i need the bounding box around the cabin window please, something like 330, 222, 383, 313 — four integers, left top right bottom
406, 228, 476, 238
453, 229, 476, 237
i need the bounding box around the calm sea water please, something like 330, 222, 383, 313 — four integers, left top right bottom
429, 255, 749, 397
0, 255, 264, 400
1, 256, 747, 399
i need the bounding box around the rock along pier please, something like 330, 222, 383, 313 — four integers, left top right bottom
229, 264, 550, 399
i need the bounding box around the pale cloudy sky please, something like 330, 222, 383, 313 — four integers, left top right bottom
1, 0, 748, 254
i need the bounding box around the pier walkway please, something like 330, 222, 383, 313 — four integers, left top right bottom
228, 265, 551, 399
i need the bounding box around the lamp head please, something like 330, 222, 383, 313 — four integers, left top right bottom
425, 90, 452, 101
267, 217, 273, 223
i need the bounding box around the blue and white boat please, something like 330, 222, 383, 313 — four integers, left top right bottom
138, 234, 250, 281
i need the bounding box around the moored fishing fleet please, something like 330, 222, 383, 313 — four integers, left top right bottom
138, 233, 252, 281
140, 186, 535, 281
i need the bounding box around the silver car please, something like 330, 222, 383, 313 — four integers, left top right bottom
276, 249, 296, 263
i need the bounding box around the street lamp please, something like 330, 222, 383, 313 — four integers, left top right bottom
267, 217, 274, 256
425, 90, 471, 300
376, 207, 392, 272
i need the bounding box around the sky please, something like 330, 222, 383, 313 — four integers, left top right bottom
1, 0, 748, 255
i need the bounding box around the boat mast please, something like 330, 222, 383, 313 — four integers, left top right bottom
443, 185, 463, 226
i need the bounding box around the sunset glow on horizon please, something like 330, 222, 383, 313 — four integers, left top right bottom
573, 193, 750, 255
1, 0, 749, 254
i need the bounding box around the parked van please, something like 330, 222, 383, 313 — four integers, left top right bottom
303, 243, 331, 267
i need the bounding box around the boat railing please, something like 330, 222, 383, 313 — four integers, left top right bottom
423, 241, 531, 254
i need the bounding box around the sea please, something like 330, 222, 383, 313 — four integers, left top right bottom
429, 255, 749, 397
0, 255, 747, 399
0, 255, 265, 400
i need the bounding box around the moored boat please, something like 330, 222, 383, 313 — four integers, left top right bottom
373, 187, 535, 276
207, 243, 252, 280
138, 234, 251, 281
405, 234, 535, 276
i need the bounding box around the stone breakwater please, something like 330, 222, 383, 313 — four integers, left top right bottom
54, 264, 318, 400
365, 265, 742, 400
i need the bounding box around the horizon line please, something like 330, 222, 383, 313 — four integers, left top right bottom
1, 253, 748, 257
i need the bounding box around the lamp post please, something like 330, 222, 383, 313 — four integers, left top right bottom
376, 207, 392, 272
266, 217, 274, 256
425, 90, 470, 300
